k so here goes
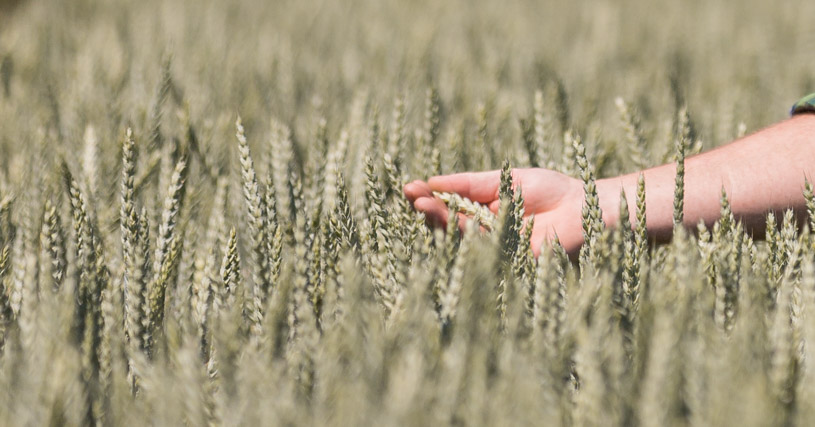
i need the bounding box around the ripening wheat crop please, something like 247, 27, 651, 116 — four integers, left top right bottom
1, 0, 815, 425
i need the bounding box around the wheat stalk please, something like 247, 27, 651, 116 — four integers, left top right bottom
432, 191, 496, 231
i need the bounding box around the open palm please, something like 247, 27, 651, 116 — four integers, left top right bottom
404, 168, 587, 256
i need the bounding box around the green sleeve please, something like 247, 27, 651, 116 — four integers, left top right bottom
791, 93, 815, 115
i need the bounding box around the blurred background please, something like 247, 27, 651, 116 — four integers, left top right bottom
1, 0, 814, 174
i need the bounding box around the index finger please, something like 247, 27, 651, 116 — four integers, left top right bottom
427, 170, 501, 204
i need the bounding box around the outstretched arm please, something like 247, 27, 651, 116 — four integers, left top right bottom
404, 114, 815, 256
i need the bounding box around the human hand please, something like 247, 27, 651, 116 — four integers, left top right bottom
404, 168, 590, 256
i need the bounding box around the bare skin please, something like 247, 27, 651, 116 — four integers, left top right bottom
404, 114, 815, 256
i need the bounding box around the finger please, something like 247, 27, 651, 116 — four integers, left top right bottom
456, 212, 470, 234
488, 200, 500, 214
414, 196, 449, 228
455, 214, 490, 235
428, 170, 501, 203
403, 180, 433, 204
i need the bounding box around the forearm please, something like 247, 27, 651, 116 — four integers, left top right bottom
598, 114, 815, 239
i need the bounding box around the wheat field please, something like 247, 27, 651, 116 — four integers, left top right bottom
1, 0, 815, 425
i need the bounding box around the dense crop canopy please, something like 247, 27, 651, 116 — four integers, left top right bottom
0, 0, 814, 425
